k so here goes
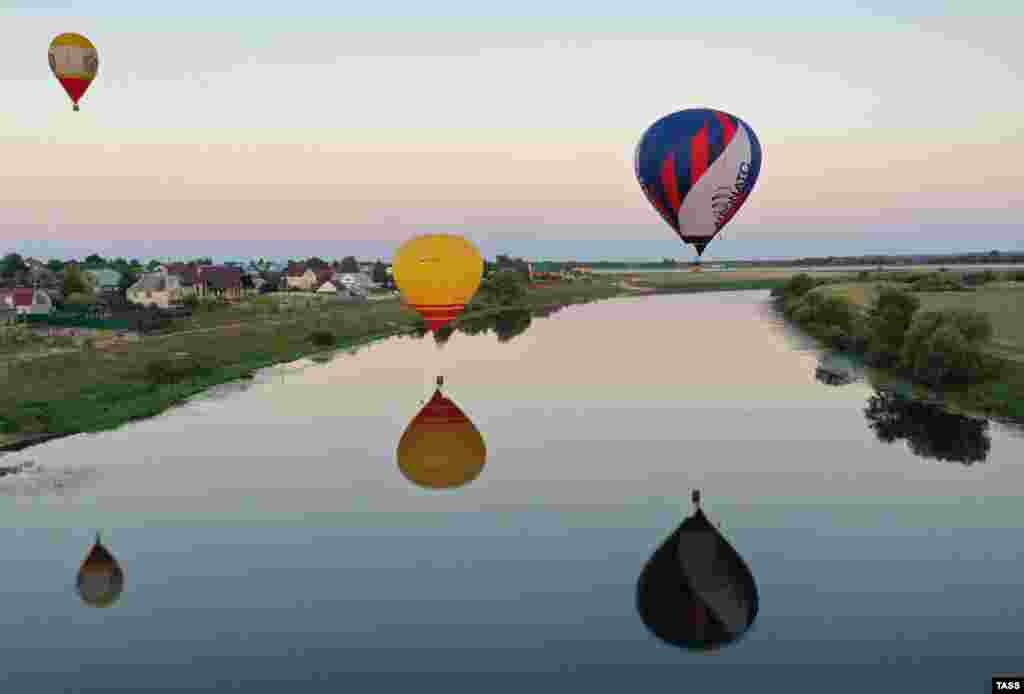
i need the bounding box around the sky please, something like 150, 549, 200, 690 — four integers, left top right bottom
2, 1, 1023, 261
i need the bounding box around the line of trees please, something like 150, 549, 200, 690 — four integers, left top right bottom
772, 273, 1002, 388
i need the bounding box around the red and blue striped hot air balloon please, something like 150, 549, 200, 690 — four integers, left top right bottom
635, 108, 762, 258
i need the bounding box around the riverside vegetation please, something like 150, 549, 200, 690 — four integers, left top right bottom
772, 268, 1024, 422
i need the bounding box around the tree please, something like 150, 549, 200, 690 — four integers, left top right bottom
901, 308, 993, 386
146, 259, 162, 271
46, 259, 66, 272
118, 270, 139, 296
62, 264, 92, 296
83, 253, 105, 266
866, 287, 920, 366
64, 292, 99, 312
190, 257, 213, 266
372, 260, 389, 285
339, 256, 359, 273
0, 253, 28, 278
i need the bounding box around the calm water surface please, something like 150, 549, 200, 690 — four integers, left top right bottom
2, 290, 1022, 692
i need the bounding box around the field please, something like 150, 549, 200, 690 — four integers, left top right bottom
817, 280, 1024, 363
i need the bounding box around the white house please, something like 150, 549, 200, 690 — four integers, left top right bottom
334, 272, 376, 290
126, 273, 182, 308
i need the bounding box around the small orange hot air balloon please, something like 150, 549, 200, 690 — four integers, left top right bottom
392, 234, 483, 332
48, 33, 99, 112
397, 377, 487, 490
76, 533, 124, 608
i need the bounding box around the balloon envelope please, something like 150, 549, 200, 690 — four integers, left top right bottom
635, 108, 761, 256
397, 387, 486, 490
48, 33, 98, 111
77, 537, 124, 608
392, 234, 483, 332
636, 497, 758, 651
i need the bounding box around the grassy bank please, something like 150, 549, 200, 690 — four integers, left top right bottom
774, 270, 1024, 423
0, 278, 631, 445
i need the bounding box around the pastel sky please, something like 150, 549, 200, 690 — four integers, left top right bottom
3, 1, 1023, 260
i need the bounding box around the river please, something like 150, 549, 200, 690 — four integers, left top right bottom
2, 290, 1022, 692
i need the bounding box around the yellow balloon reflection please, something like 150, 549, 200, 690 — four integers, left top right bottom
397, 377, 487, 490
76, 533, 125, 608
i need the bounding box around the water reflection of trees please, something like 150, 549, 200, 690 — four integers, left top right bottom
414, 305, 564, 345
864, 390, 991, 465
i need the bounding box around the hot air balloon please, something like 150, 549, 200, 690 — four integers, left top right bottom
48, 33, 99, 112
635, 109, 762, 258
76, 533, 124, 608
636, 490, 758, 652
396, 376, 487, 490
392, 234, 483, 332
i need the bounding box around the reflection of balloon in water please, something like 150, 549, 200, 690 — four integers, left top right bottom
636, 490, 758, 652
635, 109, 762, 257
392, 234, 484, 332
77, 533, 124, 608
397, 377, 486, 490
49, 33, 99, 112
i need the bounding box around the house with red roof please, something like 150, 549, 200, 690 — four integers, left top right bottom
0, 287, 54, 316
197, 265, 245, 301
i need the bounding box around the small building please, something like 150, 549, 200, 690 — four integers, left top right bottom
0, 287, 55, 315
285, 263, 319, 291
198, 265, 244, 301
85, 268, 122, 293
162, 263, 201, 296
126, 274, 182, 308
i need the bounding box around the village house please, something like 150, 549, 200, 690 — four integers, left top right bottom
162, 263, 201, 296
285, 263, 319, 291
25, 258, 60, 289
84, 268, 122, 294
199, 265, 246, 301
0, 287, 55, 316
334, 271, 376, 292
126, 273, 182, 308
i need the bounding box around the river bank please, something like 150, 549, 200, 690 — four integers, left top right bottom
771, 270, 1024, 424
0, 277, 632, 452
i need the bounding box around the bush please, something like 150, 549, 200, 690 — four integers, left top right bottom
865, 287, 920, 366
308, 330, 336, 347
911, 274, 966, 292
961, 270, 998, 287
1010, 270, 1024, 282
900, 308, 994, 386
182, 294, 200, 310
772, 273, 818, 300
144, 356, 212, 385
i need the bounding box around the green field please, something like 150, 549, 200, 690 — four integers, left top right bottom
817, 281, 1024, 363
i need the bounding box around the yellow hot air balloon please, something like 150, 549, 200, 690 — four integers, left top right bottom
392, 234, 483, 332
48, 33, 99, 112
397, 377, 486, 490
76, 533, 125, 608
